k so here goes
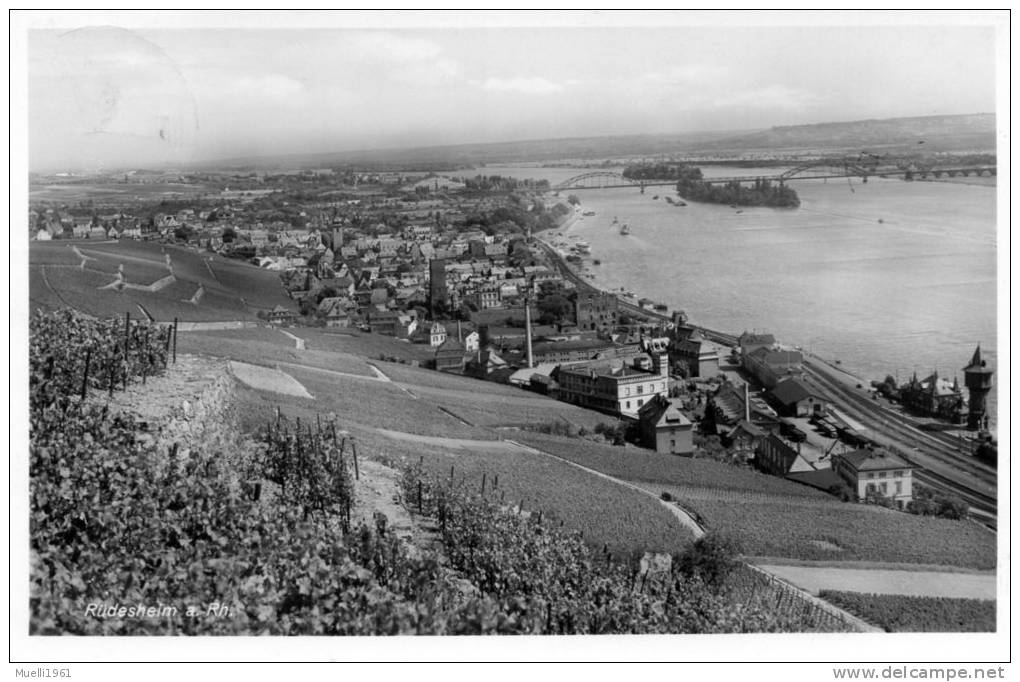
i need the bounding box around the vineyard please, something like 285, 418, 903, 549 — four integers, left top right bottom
290, 327, 438, 364
396, 464, 854, 633
513, 432, 831, 498
819, 591, 996, 632
29, 308, 857, 634
176, 333, 375, 378
28, 241, 294, 323
683, 499, 996, 569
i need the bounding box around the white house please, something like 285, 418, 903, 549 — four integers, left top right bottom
832, 449, 916, 507
429, 322, 448, 347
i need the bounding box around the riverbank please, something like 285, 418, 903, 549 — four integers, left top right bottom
537, 225, 930, 394
533, 232, 738, 347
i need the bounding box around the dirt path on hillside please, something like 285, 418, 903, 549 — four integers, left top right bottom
350, 458, 416, 545
276, 360, 389, 384
373, 429, 513, 451
276, 329, 306, 350
504, 439, 706, 539
756, 564, 997, 600
229, 360, 314, 398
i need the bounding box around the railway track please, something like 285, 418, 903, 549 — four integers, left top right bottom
801, 359, 997, 524
537, 238, 997, 526
802, 358, 996, 484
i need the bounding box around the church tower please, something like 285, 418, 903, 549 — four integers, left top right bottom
963, 345, 994, 431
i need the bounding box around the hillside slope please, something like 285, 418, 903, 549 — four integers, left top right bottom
29, 240, 295, 323
691, 113, 995, 154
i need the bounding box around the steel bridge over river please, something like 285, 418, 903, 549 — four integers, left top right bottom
553, 162, 996, 191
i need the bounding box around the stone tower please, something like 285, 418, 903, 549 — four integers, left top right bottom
963, 345, 994, 431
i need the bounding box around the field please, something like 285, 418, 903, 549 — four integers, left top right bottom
207, 259, 296, 310
29, 181, 212, 203
234, 365, 493, 440
27, 243, 84, 266
505, 433, 997, 569
819, 591, 996, 632
292, 328, 437, 363
182, 327, 296, 347
513, 432, 831, 498
28, 241, 294, 322
177, 332, 374, 377
425, 393, 604, 431
349, 360, 607, 430
353, 426, 697, 559
29, 268, 69, 311
684, 499, 996, 569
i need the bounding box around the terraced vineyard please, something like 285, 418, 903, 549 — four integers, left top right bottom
28, 241, 294, 322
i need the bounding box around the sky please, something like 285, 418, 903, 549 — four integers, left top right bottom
23, 14, 1002, 171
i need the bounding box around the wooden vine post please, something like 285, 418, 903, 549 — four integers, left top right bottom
351, 438, 359, 480
80, 348, 92, 401
123, 311, 131, 389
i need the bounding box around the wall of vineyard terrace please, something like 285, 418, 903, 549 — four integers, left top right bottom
96, 354, 250, 460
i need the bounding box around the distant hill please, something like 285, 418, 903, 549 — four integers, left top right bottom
195, 130, 747, 171
173, 113, 997, 171
689, 113, 995, 155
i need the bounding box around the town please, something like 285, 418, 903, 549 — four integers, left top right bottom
27, 162, 996, 522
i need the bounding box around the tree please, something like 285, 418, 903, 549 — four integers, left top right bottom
699, 398, 718, 435
566, 194, 581, 206
537, 294, 572, 325
907, 485, 969, 519
675, 532, 741, 588
315, 286, 338, 304
221, 226, 237, 244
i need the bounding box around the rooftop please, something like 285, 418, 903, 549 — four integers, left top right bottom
839, 448, 915, 472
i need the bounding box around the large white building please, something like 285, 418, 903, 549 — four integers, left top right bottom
832, 449, 916, 507
556, 353, 670, 418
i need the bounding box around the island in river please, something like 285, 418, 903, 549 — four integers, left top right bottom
623, 162, 800, 208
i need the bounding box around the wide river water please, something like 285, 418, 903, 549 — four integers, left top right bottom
478, 164, 999, 422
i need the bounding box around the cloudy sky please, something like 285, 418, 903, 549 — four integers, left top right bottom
24, 13, 1002, 170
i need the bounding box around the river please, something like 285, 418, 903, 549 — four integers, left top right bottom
478, 163, 999, 423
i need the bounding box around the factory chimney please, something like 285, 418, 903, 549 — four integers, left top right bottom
524, 276, 535, 369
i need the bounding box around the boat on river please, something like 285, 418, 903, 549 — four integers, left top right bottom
620, 224, 631, 235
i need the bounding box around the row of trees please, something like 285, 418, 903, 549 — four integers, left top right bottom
622, 163, 705, 182
677, 177, 800, 208
458, 175, 551, 192
622, 162, 800, 208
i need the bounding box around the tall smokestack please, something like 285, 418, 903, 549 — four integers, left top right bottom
744, 383, 751, 423
525, 298, 534, 369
